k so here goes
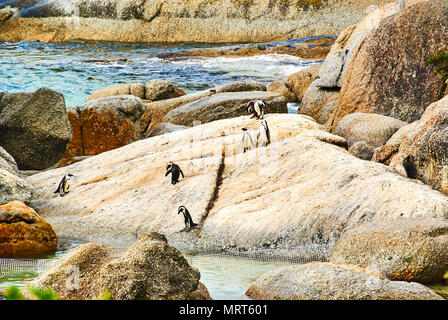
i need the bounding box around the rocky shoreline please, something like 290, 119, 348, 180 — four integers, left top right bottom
0, 0, 390, 43
2, 0, 448, 301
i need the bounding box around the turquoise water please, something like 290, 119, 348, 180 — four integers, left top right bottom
0, 40, 321, 106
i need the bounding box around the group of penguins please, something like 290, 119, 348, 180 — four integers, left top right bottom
54, 100, 270, 233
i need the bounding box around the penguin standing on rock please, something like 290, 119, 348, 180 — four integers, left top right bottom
54, 173, 74, 197
247, 100, 265, 120
239, 127, 255, 153
256, 120, 271, 147
165, 162, 184, 185
178, 206, 198, 232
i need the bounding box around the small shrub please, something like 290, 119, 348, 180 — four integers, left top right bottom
426, 51, 448, 94
28, 286, 59, 300
4, 286, 25, 300
95, 290, 114, 300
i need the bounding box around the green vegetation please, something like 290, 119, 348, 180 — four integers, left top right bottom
95, 290, 114, 300
3, 285, 59, 300
426, 51, 448, 97
3, 285, 114, 300
4, 286, 25, 300
28, 287, 60, 300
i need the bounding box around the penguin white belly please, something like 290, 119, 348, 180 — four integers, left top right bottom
63, 180, 70, 193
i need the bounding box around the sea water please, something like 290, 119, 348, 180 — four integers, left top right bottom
0, 40, 321, 107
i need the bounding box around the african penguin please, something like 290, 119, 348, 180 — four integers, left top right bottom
178, 206, 198, 232
247, 100, 265, 120
239, 127, 255, 153
165, 162, 185, 185
54, 173, 74, 197
256, 120, 271, 147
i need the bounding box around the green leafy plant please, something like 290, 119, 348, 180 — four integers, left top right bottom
3, 286, 25, 300
28, 287, 59, 300
427, 51, 448, 97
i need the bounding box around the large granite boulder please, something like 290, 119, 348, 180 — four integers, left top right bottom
63, 95, 146, 158
86, 83, 146, 102
300, 0, 422, 127
372, 120, 420, 165
330, 219, 448, 284
298, 81, 339, 125
214, 81, 266, 93
27, 115, 448, 252
0, 147, 32, 205
162, 91, 287, 127
267, 82, 296, 103
145, 80, 186, 102
139, 89, 214, 137
86, 80, 186, 103
28, 233, 211, 300
246, 262, 443, 300
389, 95, 448, 194
0, 201, 57, 258
284, 64, 320, 103
0, 88, 72, 170
332, 0, 448, 128
148, 123, 189, 138
334, 113, 407, 159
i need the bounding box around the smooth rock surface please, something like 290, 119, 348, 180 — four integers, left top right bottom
298, 81, 339, 124
25, 114, 448, 251
246, 262, 443, 300
334, 113, 408, 148
389, 95, 448, 194
0, 201, 57, 258
162, 91, 287, 127
284, 64, 320, 103
148, 123, 189, 138
330, 219, 448, 284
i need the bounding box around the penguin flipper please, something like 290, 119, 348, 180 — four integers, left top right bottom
165, 170, 171, 177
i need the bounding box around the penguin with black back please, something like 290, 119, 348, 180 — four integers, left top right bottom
178, 206, 198, 232
165, 162, 184, 185
54, 173, 74, 197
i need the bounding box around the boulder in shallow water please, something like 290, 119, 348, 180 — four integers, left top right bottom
0, 201, 57, 258
0, 88, 72, 170
246, 262, 443, 300
330, 219, 448, 284
29, 233, 211, 300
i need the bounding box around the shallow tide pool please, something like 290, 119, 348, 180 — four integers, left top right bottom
0, 240, 296, 300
